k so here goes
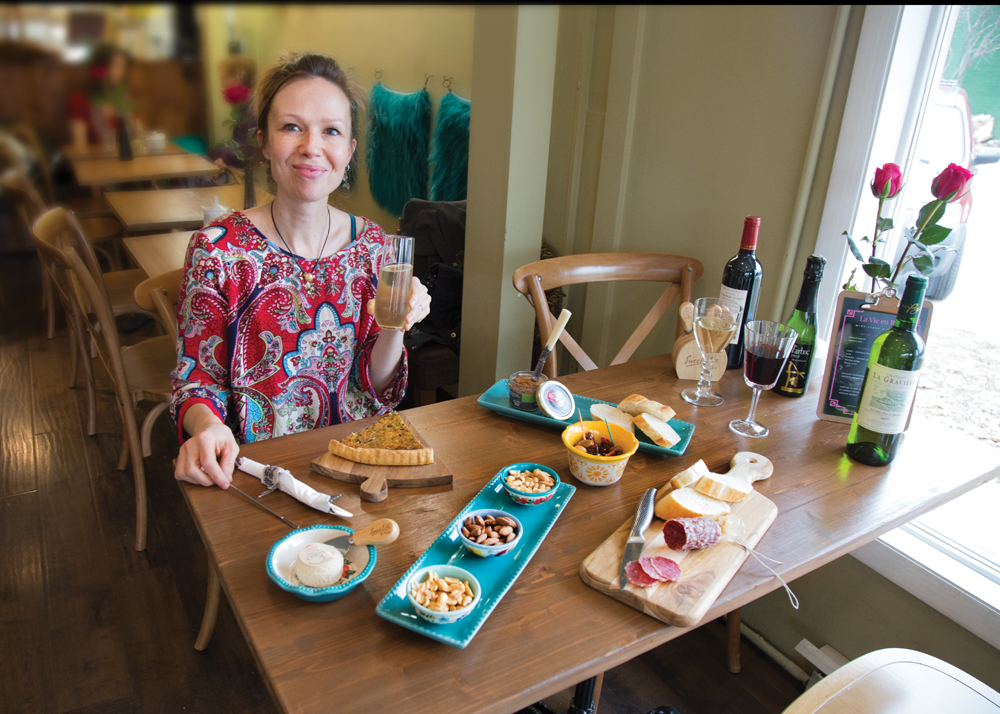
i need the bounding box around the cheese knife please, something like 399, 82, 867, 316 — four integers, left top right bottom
324, 518, 400, 555
618, 488, 657, 590
530, 309, 572, 381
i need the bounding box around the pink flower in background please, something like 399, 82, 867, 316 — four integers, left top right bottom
90, 65, 107, 81
870, 163, 903, 199
930, 163, 973, 202
223, 84, 252, 105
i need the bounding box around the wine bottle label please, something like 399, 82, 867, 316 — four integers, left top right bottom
719, 284, 748, 317
855, 365, 921, 434
777, 343, 813, 394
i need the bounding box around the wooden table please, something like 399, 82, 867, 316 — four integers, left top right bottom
107, 184, 271, 234
63, 142, 188, 160
180, 357, 1000, 714
69, 153, 220, 186
123, 232, 194, 277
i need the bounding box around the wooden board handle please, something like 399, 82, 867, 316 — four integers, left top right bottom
352, 518, 400, 546
360, 473, 389, 502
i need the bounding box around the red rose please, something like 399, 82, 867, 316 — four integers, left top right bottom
931, 163, 973, 202
90, 65, 107, 81
870, 163, 903, 199
223, 84, 252, 105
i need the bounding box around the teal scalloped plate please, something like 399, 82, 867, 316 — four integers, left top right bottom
476, 379, 694, 456
375, 466, 575, 648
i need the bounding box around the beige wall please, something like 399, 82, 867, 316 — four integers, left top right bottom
199, 4, 475, 233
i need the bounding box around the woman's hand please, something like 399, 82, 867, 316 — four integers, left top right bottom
175, 404, 239, 488
365, 277, 431, 331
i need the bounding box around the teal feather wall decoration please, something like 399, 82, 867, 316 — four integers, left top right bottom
366, 83, 431, 216
429, 92, 471, 202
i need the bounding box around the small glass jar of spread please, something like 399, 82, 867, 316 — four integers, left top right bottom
508, 371, 548, 411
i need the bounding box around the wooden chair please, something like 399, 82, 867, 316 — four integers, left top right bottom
782, 648, 1000, 713
32, 207, 160, 336
134, 269, 182, 456
511, 253, 703, 379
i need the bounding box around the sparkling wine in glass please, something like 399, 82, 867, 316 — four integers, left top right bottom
374, 235, 414, 330
729, 320, 798, 438
681, 297, 742, 407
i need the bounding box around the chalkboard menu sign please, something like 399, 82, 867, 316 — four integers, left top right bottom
817, 290, 932, 424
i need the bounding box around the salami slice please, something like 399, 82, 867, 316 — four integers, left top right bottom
642, 556, 682, 582
663, 517, 722, 550
625, 560, 658, 587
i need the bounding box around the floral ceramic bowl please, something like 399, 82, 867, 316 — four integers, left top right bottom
500, 462, 561, 506
406, 565, 481, 625
561, 420, 640, 487
267, 525, 376, 603
457, 508, 523, 558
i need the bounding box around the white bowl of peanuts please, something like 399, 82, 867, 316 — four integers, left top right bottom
406, 565, 481, 624
500, 462, 560, 506
456, 508, 523, 558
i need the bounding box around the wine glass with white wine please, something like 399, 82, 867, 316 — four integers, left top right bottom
374, 235, 414, 330
681, 297, 742, 407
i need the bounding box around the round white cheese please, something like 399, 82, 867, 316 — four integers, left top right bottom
293, 542, 344, 588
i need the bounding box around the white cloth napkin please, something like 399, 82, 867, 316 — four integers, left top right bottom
237, 457, 353, 519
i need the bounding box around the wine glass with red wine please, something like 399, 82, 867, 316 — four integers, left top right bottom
729, 320, 798, 438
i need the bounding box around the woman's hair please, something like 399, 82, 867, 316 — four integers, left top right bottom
86, 42, 130, 96
219, 54, 257, 87
254, 53, 365, 190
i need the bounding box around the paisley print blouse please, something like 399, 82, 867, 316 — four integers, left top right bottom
170, 211, 407, 443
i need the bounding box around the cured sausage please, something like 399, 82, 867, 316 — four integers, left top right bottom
625, 560, 658, 587
663, 517, 722, 550
641, 556, 681, 582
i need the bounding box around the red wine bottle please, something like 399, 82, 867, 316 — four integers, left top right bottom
720, 216, 762, 369
774, 254, 826, 397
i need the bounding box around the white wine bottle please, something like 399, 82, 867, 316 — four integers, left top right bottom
845, 275, 928, 466
774, 255, 825, 397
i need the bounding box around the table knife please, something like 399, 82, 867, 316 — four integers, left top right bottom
618, 488, 657, 590
228, 483, 300, 529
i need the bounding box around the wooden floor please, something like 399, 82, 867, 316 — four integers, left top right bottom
0, 252, 804, 714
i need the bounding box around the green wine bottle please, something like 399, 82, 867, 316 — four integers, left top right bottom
845, 275, 928, 466
774, 254, 825, 397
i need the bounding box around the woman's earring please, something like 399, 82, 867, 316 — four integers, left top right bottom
341, 173, 350, 190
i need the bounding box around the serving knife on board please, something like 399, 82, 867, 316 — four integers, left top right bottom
618, 488, 657, 590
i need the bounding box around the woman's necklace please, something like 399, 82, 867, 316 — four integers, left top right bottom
270, 201, 331, 289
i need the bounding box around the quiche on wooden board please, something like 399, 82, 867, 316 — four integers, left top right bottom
328, 412, 435, 466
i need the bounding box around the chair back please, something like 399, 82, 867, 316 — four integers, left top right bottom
511, 252, 703, 378
0, 167, 47, 227
134, 269, 183, 344
10, 123, 56, 204
32, 233, 84, 332
33, 206, 114, 310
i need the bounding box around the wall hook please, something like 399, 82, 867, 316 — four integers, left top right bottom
424, 73, 433, 88
375, 68, 383, 81
442, 75, 453, 91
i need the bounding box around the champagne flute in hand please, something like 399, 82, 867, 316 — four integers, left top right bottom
681, 297, 742, 407
729, 320, 798, 438
374, 235, 414, 330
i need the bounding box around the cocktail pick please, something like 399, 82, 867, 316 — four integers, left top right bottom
603, 417, 615, 447
577, 408, 586, 435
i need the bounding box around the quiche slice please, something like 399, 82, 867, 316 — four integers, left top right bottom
328, 412, 435, 466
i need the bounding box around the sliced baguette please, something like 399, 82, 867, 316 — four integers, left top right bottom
654, 487, 730, 521
617, 394, 676, 422
664, 459, 709, 491
589, 403, 634, 433
633, 413, 681, 448
693, 472, 753, 502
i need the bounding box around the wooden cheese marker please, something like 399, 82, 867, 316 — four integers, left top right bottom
673, 301, 727, 381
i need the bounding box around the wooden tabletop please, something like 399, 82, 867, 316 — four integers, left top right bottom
107, 184, 271, 233
69, 153, 220, 186
123, 232, 194, 277
62, 142, 188, 160
180, 357, 1000, 714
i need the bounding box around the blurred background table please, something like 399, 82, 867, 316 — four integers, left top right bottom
69, 153, 220, 186
63, 143, 188, 160
107, 184, 270, 234
123, 232, 193, 277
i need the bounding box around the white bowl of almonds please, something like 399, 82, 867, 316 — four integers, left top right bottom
406, 565, 481, 624
501, 462, 560, 506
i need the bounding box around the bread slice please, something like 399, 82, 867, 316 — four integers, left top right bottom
589, 403, 634, 433
693, 472, 753, 502
654, 487, 730, 521
633, 413, 681, 447
617, 394, 676, 422
664, 459, 709, 491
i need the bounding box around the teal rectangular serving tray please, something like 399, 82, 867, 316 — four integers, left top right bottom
375, 469, 575, 649
476, 379, 694, 456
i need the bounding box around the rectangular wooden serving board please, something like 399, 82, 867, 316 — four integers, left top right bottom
579, 491, 777, 628
310, 413, 452, 502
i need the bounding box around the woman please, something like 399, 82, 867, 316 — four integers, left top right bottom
67, 43, 141, 148
209, 54, 258, 170
171, 53, 430, 489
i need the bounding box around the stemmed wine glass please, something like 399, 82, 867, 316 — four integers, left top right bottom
681, 297, 742, 407
729, 320, 798, 438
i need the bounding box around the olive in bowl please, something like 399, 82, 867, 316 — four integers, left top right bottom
457, 508, 522, 558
